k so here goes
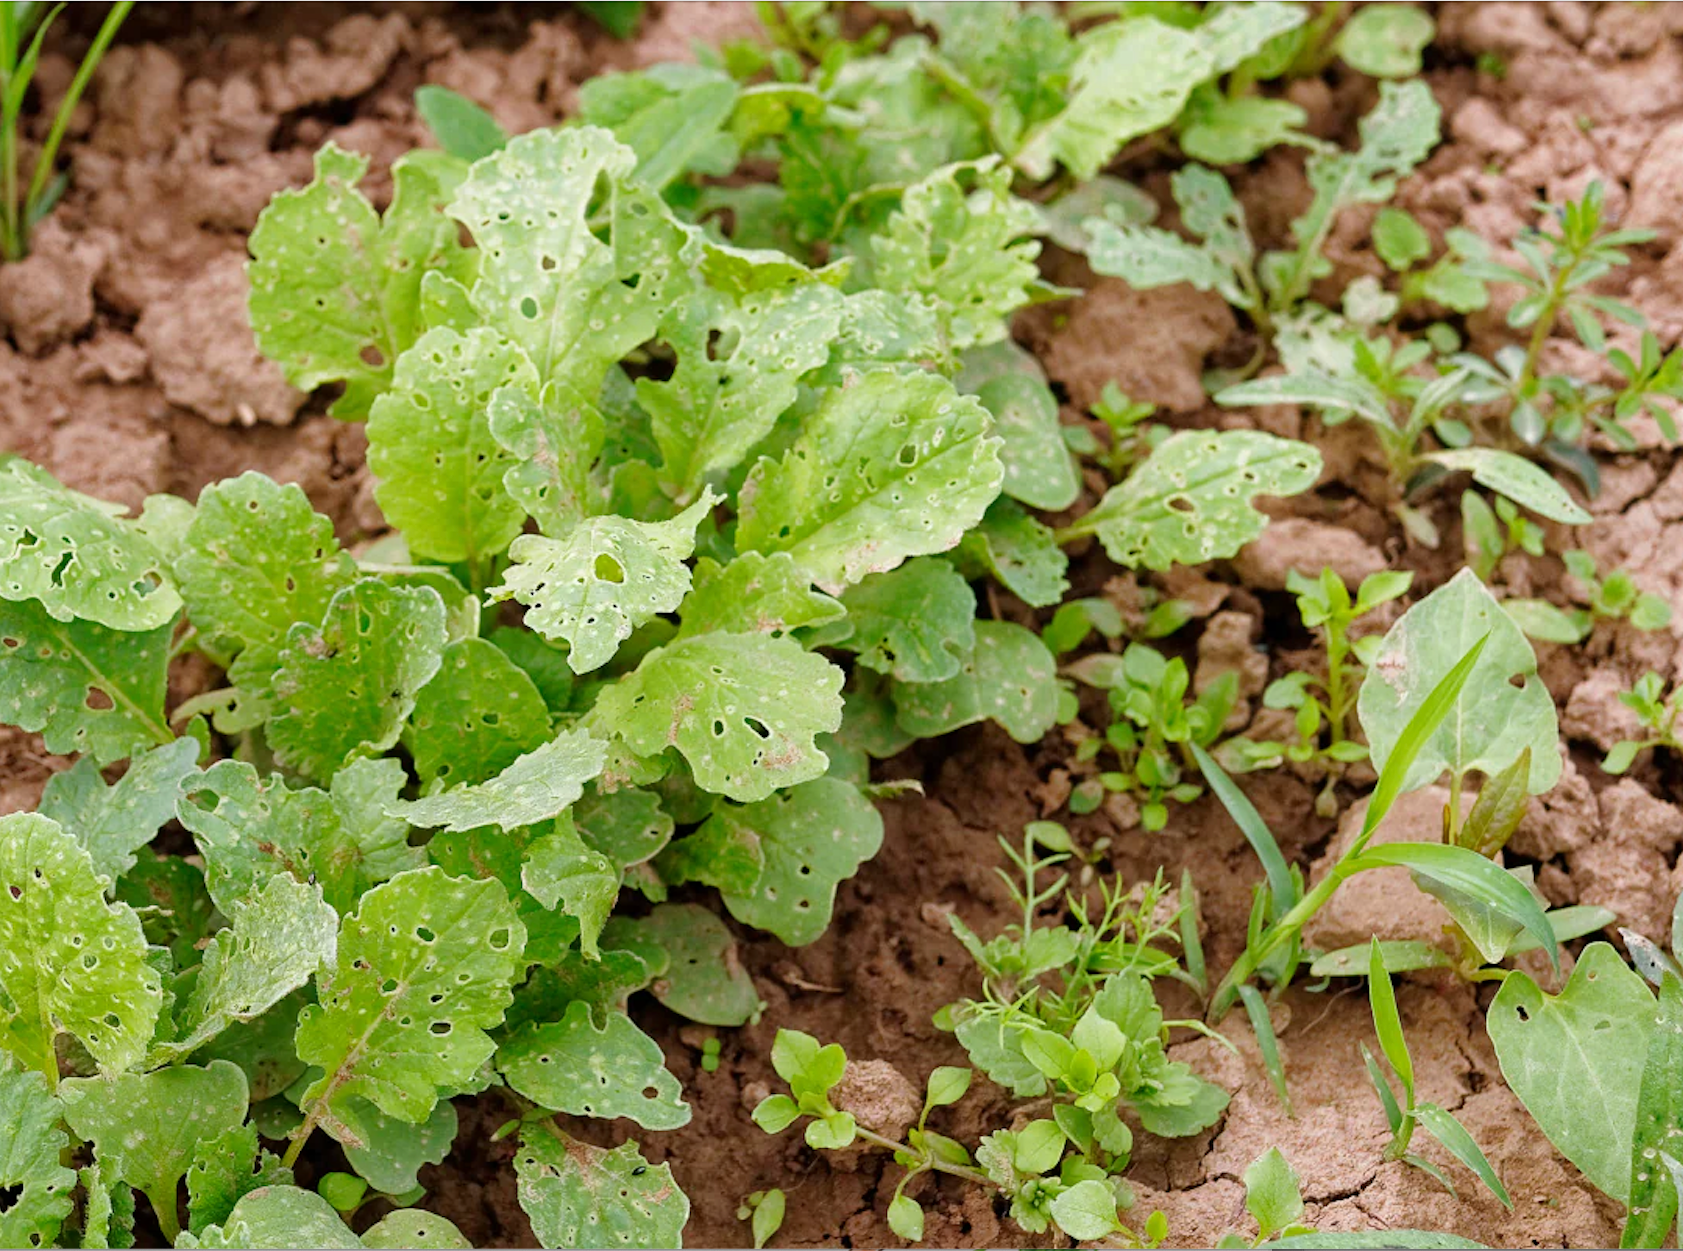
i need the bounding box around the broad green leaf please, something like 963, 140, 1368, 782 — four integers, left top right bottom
491, 494, 715, 674
362, 1209, 472, 1250
294, 867, 525, 1142
892, 619, 1060, 744
249, 145, 474, 420
0, 594, 171, 764
976, 374, 1081, 512
341, 1098, 457, 1196
1086, 217, 1241, 305
736, 369, 1004, 593
185, 1123, 285, 1237
836, 558, 976, 683
175, 472, 357, 673
1196, 1, 1313, 73
62, 1061, 248, 1232
575, 787, 674, 870
178, 758, 422, 914
866, 158, 1042, 352
1357, 568, 1560, 794
448, 126, 695, 393
521, 818, 619, 959
1349, 843, 1556, 969
956, 497, 1069, 608
578, 62, 738, 192
1179, 94, 1310, 165
405, 637, 552, 787
391, 728, 607, 834
38, 737, 199, 881
606, 902, 759, 1026
1048, 1179, 1122, 1239
515, 1130, 688, 1251
1488, 943, 1654, 1203
491, 626, 575, 714
1424, 450, 1591, 525
157, 875, 337, 1063
1217, 370, 1395, 429
424, 825, 582, 969
676, 552, 843, 639
0, 1061, 75, 1251
268, 580, 448, 784
415, 84, 508, 162
501, 1001, 689, 1129
710, 777, 884, 946
593, 631, 842, 802
1245, 1147, 1305, 1240
195, 995, 310, 1105
367, 327, 535, 564
1336, 5, 1434, 78
0, 813, 161, 1075
180, 1185, 361, 1250
0, 458, 181, 631
505, 951, 655, 1034
489, 380, 605, 535
1623, 975, 1683, 1248
1076, 430, 1322, 571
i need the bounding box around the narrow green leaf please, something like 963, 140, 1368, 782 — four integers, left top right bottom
1424, 449, 1590, 525
1367, 938, 1414, 1101
1415, 1102, 1512, 1208
1194, 744, 1295, 918
1622, 975, 1683, 1247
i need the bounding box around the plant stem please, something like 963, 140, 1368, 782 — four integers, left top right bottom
281, 1118, 316, 1171
852, 1126, 996, 1188
147, 1186, 182, 1244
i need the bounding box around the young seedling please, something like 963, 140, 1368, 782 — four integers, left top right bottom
1505, 548, 1672, 645
1059, 383, 1167, 481
1462, 490, 1545, 580
1602, 673, 1683, 775
737, 1188, 786, 1250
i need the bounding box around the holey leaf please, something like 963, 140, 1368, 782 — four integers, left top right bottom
500, 1001, 690, 1130
606, 902, 760, 1027
248, 145, 475, 421
1422, 449, 1591, 526
893, 620, 1060, 745
38, 737, 200, 881
0, 1061, 74, 1250
489, 380, 606, 536
1357, 568, 1560, 794
491, 493, 717, 675
295, 867, 526, 1143
1075, 430, 1322, 571
736, 369, 1004, 593
404, 637, 552, 788
976, 374, 1081, 513
0, 814, 162, 1075
592, 631, 843, 802
367, 327, 536, 565
676, 551, 844, 640
0, 458, 181, 631
448, 126, 696, 394
836, 557, 977, 684
268, 580, 448, 784
516, 1130, 688, 1251
391, 728, 608, 834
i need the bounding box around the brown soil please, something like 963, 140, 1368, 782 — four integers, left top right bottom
5, 3, 1683, 1247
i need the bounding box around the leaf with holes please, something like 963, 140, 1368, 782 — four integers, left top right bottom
606, 902, 759, 1026
735, 369, 1004, 594
956, 498, 1070, 608
267, 580, 448, 784
179, 1185, 362, 1250
391, 728, 607, 834
592, 631, 842, 802
521, 817, 620, 959
1075, 430, 1322, 571
185, 1123, 289, 1237
38, 736, 200, 881
366, 327, 536, 565
835, 558, 976, 684
62, 1061, 249, 1238
0, 813, 161, 1075
676, 552, 843, 639
575, 787, 674, 870
516, 1130, 689, 1251
501, 1001, 690, 1130
294, 867, 525, 1144
363, 1209, 472, 1250
893, 620, 1060, 745
976, 374, 1081, 512
155, 875, 337, 1064
0, 458, 181, 631
0, 1060, 75, 1251
248, 145, 475, 421
713, 777, 884, 946
491, 493, 716, 674
404, 637, 553, 787
489, 379, 606, 535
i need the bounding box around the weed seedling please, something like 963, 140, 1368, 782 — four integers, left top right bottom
1602, 672, 1683, 774
1505, 548, 1672, 645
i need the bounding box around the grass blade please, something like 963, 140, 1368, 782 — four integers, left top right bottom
1193, 742, 1296, 919
1238, 984, 1293, 1118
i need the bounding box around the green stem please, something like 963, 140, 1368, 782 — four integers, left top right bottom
852, 1125, 996, 1188
1210, 859, 1352, 1019
1382, 1113, 1416, 1163
281, 1118, 315, 1171
1445, 769, 1463, 844
147, 1185, 181, 1244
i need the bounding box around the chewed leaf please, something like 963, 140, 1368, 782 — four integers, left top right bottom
0, 813, 161, 1075
501, 1001, 690, 1130
491, 494, 716, 674
1086, 219, 1243, 304
249, 145, 475, 421
1077, 430, 1322, 571
180, 1185, 361, 1250
268, 580, 448, 784
393, 730, 606, 837
976, 374, 1081, 512
593, 631, 842, 802
362, 1209, 472, 1250
521, 818, 619, 959
1424, 449, 1590, 525
490, 380, 606, 535
677, 551, 843, 639
516, 1130, 689, 1251
295, 867, 525, 1141
606, 902, 759, 1026
736, 369, 1004, 593
837, 557, 976, 684
0, 1061, 75, 1251
404, 637, 552, 788
185, 1123, 279, 1237
893, 620, 1060, 745
1357, 568, 1560, 794
38, 737, 199, 882
367, 327, 536, 564
957, 498, 1070, 608
0, 459, 181, 631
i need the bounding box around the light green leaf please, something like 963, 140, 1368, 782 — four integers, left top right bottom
521, 817, 619, 959
0, 458, 181, 631
405, 637, 552, 788
676, 552, 843, 639
957, 497, 1069, 608
1424, 449, 1590, 525
1415, 1102, 1511, 1208
1217, 369, 1395, 429
1336, 5, 1434, 78
892, 619, 1061, 744
1245, 1147, 1305, 1239
81, 1157, 135, 1250
1195, 0, 1312, 73
607, 902, 759, 1026
362, 1209, 472, 1250
515, 1130, 688, 1251
249, 145, 474, 421
38, 737, 199, 882
392, 728, 607, 834
710, 777, 884, 946
491, 494, 715, 674
185, 1123, 284, 1237
0, 1061, 75, 1251
594, 631, 842, 802
1622, 975, 1683, 1247
977, 374, 1081, 511
737, 369, 1003, 593
1077, 430, 1322, 571
578, 62, 739, 192
1179, 94, 1310, 165
268, 580, 448, 784
180, 1185, 361, 1250
0, 813, 161, 1075
415, 84, 507, 162
1488, 942, 1654, 1203
1049, 1179, 1122, 1240
1086, 216, 1241, 303
836, 558, 976, 683
341, 1098, 457, 1197
1357, 567, 1560, 794
1263, 1233, 1487, 1249
575, 787, 674, 870
367, 327, 535, 564
295, 867, 525, 1143
489, 380, 605, 536
501, 1001, 690, 1130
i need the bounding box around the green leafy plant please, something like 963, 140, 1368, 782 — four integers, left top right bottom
1600, 672, 1683, 775
1505, 548, 1672, 645
1461, 489, 1545, 580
